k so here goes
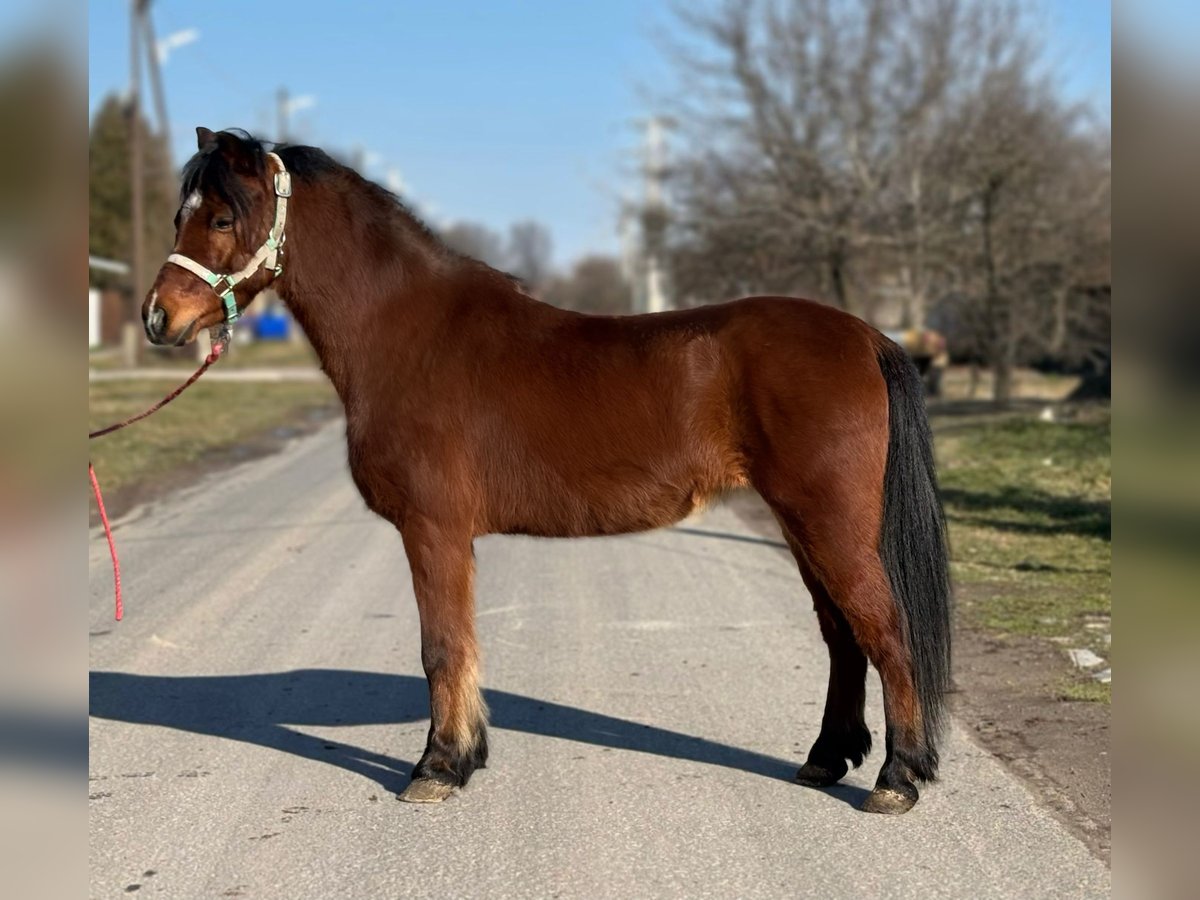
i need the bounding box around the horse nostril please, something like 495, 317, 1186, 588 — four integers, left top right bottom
147, 307, 166, 339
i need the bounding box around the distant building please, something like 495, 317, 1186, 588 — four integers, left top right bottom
89, 256, 130, 348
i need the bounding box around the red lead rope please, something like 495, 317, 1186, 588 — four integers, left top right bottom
89, 340, 227, 620
88, 462, 123, 620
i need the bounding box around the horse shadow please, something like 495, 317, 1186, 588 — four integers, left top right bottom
88, 669, 868, 806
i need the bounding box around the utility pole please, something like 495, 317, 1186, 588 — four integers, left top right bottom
276, 89, 317, 144
638, 115, 672, 314
277, 86, 289, 142
142, 6, 172, 191
126, 0, 148, 367
618, 195, 638, 296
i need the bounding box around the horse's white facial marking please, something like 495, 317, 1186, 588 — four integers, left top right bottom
180, 190, 203, 223
173, 191, 204, 252
147, 288, 158, 316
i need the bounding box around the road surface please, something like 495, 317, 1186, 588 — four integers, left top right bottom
89, 422, 1109, 898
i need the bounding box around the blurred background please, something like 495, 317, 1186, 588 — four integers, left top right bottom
16, 0, 1200, 895
84, 0, 1112, 409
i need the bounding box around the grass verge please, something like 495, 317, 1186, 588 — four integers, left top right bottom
89, 338, 322, 370
933, 406, 1111, 702
89, 377, 338, 495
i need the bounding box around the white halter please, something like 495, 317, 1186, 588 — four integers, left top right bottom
165, 151, 292, 323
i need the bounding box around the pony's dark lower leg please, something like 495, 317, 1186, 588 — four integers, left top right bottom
396, 518, 488, 803
776, 511, 930, 814
833, 572, 927, 814
778, 528, 870, 787
797, 596, 871, 787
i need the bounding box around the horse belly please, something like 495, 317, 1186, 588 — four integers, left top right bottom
484, 329, 746, 537
490, 436, 745, 538
498, 481, 706, 538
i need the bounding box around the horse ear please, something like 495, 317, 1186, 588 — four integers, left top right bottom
214, 131, 258, 173
196, 127, 218, 152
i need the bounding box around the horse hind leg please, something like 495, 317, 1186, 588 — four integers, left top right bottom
778, 524, 871, 787
772, 503, 930, 815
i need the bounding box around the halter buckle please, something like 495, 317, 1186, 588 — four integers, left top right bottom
274, 171, 292, 198
220, 290, 239, 323
210, 275, 239, 323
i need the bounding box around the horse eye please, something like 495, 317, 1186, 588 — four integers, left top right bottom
213, 216, 234, 232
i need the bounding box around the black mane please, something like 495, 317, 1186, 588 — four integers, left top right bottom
180, 129, 515, 281
178, 129, 433, 239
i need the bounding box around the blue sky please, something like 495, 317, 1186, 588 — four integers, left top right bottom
88, 1, 1110, 269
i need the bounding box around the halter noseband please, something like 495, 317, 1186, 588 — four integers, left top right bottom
165, 151, 292, 324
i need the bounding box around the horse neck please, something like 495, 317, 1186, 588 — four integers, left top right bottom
270, 173, 460, 399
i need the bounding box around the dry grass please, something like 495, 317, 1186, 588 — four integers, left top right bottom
933, 399, 1111, 702
938, 365, 1081, 402
89, 338, 321, 371
89, 377, 337, 495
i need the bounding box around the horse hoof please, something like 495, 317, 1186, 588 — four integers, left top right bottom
398, 778, 456, 804
860, 786, 918, 815
796, 761, 846, 787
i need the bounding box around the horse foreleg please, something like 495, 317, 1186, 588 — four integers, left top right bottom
396, 516, 488, 803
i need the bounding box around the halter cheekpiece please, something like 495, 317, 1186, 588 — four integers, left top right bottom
166, 151, 292, 324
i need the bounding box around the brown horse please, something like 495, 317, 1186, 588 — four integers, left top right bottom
142, 128, 951, 815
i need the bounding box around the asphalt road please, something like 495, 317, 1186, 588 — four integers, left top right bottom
89, 422, 1110, 899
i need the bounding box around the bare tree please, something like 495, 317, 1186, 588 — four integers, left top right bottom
658, 0, 1110, 403
506, 220, 554, 291
659, 0, 1036, 317
441, 221, 507, 269
934, 61, 1109, 402
544, 256, 633, 314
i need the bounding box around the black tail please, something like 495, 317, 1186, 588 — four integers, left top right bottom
876, 338, 952, 781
